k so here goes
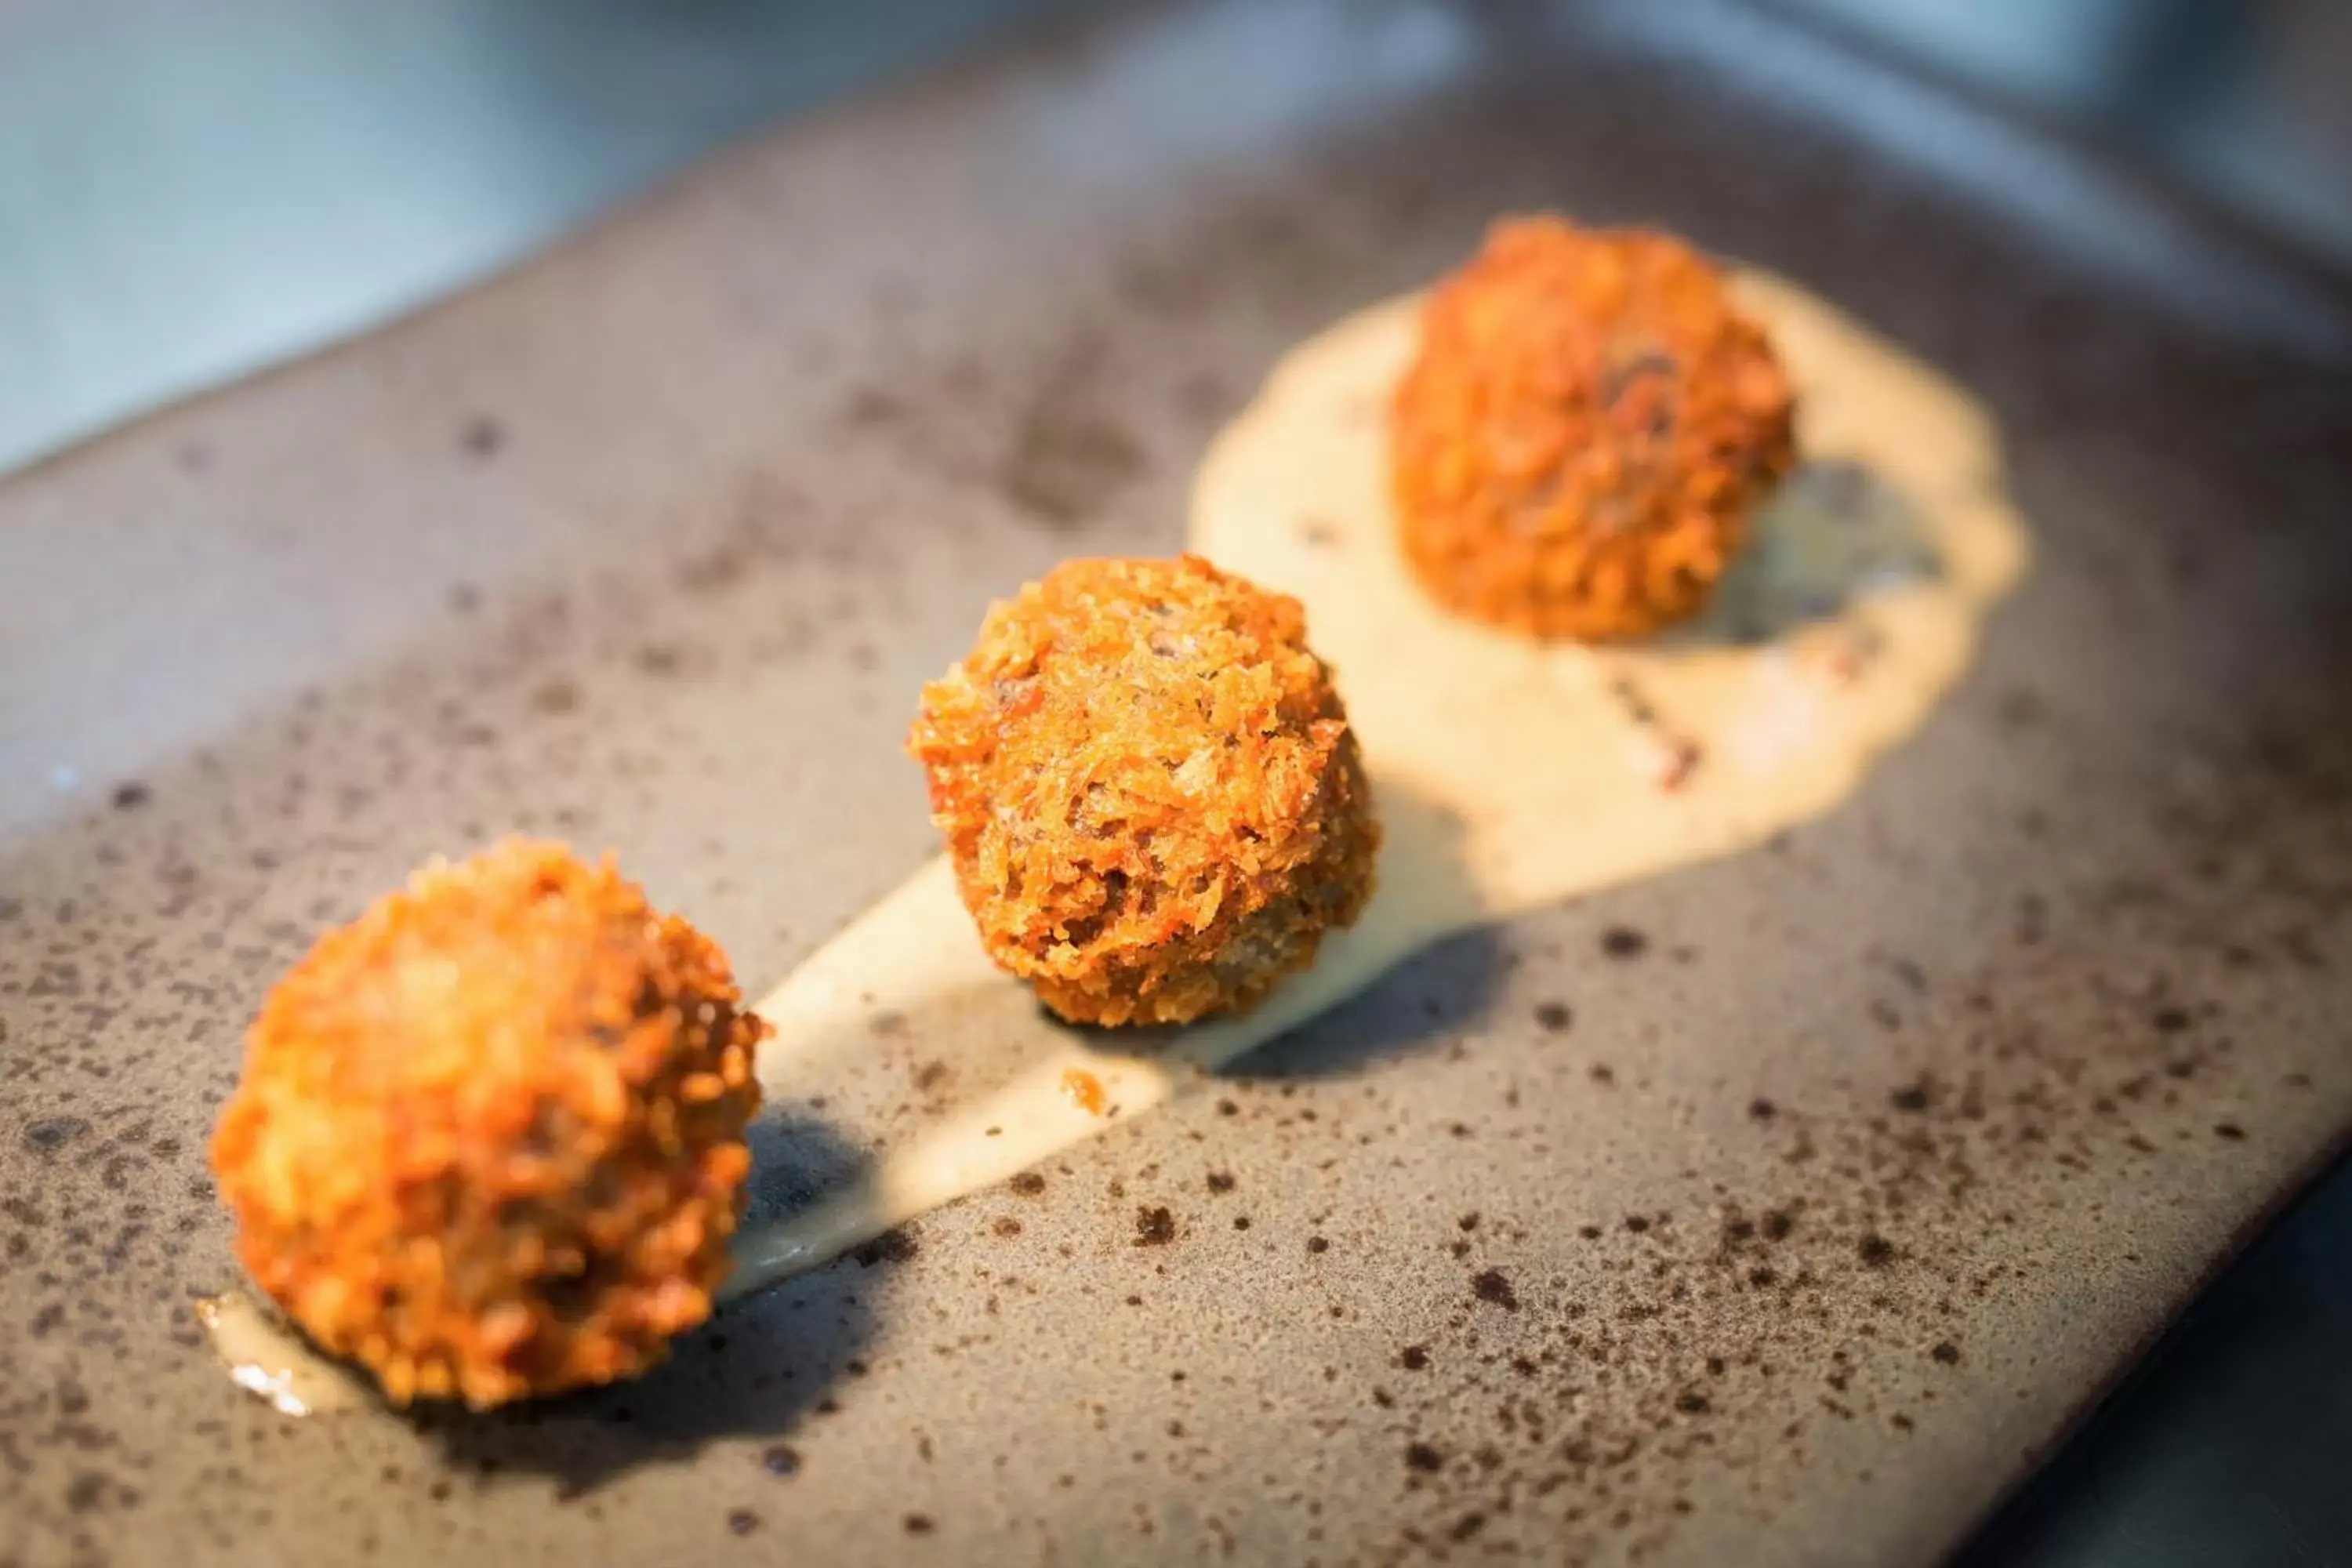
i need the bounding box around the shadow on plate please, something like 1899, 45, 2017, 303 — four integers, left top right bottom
1218, 779, 1506, 1082
1682, 457, 1944, 648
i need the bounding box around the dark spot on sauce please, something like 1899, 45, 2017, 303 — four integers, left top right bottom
727, 1508, 760, 1536
1134, 1207, 1176, 1247
1306, 1236, 1330, 1254
110, 782, 151, 811
1931, 1341, 1961, 1366
1748, 1098, 1777, 1121
1857, 1233, 1896, 1268
1404, 1442, 1444, 1473
1399, 1345, 1430, 1370
1534, 1002, 1573, 1033
2214, 1123, 2246, 1142
761, 1444, 800, 1478
904, 1514, 936, 1536
1011, 1172, 1047, 1196
1206, 1171, 1236, 1194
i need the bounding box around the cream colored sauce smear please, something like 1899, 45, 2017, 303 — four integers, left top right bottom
194, 1292, 368, 1416
204, 271, 2028, 1405
724, 271, 2027, 1300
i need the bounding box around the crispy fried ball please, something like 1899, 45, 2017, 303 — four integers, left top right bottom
209, 840, 766, 1409
909, 555, 1378, 1026
1391, 216, 1797, 641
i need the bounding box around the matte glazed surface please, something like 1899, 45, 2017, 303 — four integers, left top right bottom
4, 2, 2349, 1565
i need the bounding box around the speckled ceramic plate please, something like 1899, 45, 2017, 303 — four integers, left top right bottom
5, 3, 2350, 1565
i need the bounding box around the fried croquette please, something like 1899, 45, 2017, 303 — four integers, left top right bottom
209, 840, 766, 1408
1390, 216, 1797, 641
909, 555, 1377, 1026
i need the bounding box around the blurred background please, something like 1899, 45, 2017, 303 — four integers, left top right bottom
3, 0, 2350, 476
2, 2, 2346, 1563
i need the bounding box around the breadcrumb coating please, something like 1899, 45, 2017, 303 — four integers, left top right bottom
1391, 216, 1797, 640
209, 840, 765, 1408
909, 555, 1377, 1025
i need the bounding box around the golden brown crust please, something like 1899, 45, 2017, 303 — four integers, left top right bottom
209, 840, 765, 1408
909, 555, 1377, 1026
1391, 216, 1797, 641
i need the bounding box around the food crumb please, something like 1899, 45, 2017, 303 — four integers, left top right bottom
1061, 1069, 1107, 1116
